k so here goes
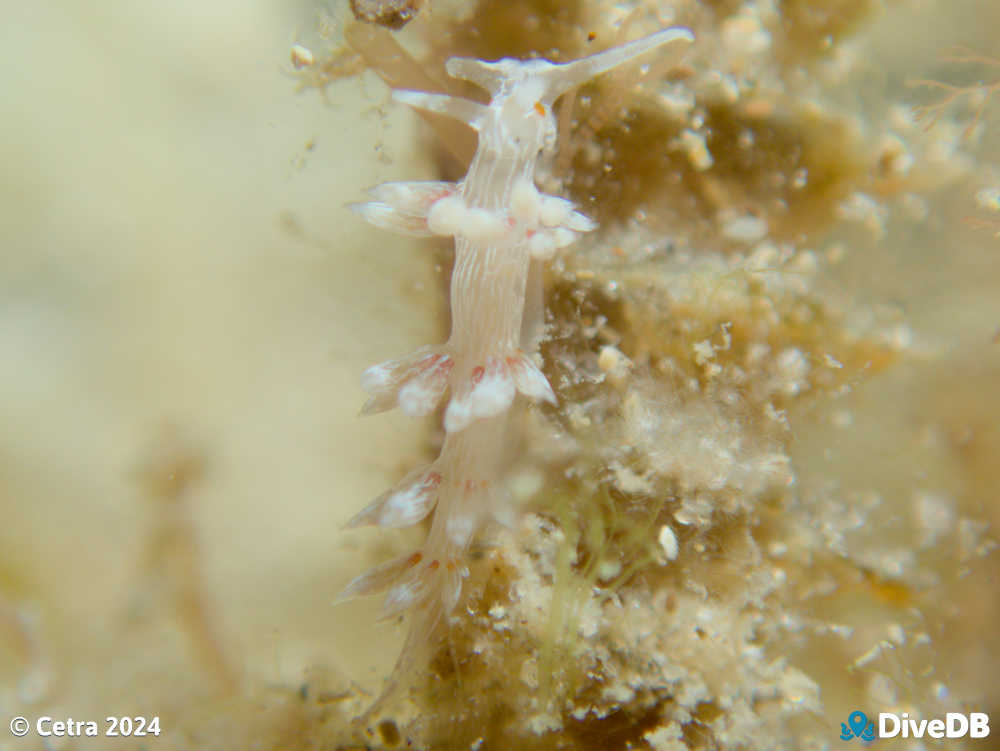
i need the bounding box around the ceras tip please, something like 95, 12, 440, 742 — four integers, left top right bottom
343, 467, 441, 530
360, 348, 454, 417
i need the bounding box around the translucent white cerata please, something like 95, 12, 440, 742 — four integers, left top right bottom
343, 25, 694, 690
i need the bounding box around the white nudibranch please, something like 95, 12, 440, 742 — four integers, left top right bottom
342, 26, 694, 698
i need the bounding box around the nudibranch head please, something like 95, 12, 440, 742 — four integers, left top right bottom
392, 27, 694, 143
487, 72, 558, 152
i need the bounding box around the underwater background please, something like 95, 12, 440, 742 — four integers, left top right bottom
2, 0, 998, 748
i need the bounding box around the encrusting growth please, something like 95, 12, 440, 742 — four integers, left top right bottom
343, 26, 694, 700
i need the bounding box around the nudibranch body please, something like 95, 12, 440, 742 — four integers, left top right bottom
343, 26, 693, 689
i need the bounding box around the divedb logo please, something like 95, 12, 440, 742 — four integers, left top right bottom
880, 712, 990, 740
840, 710, 991, 741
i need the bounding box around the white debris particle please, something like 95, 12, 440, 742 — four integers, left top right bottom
676, 677, 710, 709
748, 242, 780, 269
913, 491, 955, 548
674, 495, 714, 526
876, 133, 914, 177
658, 524, 679, 561
508, 468, 544, 501
290, 43, 314, 69
852, 641, 886, 669
781, 668, 821, 710
658, 85, 696, 118
692, 339, 715, 365
520, 658, 538, 689
958, 517, 992, 560
901, 192, 929, 221
887, 623, 906, 646
746, 341, 771, 365
884, 323, 913, 351
598, 345, 632, 386
720, 12, 772, 56
601, 682, 636, 704
566, 402, 592, 429
764, 401, 788, 427
720, 211, 769, 243
831, 409, 853, 428
825, 242, 845, 264
889, 103, 918, 131
702, 71, 741, 103
837, 191, 887, 236
975, 186, 1000, 212
790, 249, 819, 275
775, 347, 809, 395
827, 623, 854, 639
526, 711, 561, 735
860, 548, 915, 579
598, 345, 624, 373
596, 558, 622, 582
718, 322, 732, 351
612, 463, 652, 494
644, 722, 685, 751
868, 672, 898, 704
674, 129, 714, 171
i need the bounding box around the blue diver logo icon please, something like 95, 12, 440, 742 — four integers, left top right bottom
841, 711, 876, 741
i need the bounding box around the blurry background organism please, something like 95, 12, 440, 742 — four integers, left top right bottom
131, 424, 237, 694
350, 0, 425, 30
